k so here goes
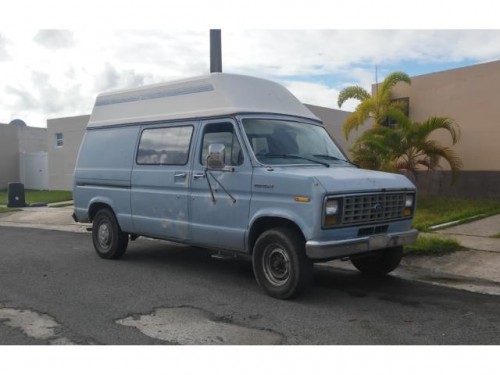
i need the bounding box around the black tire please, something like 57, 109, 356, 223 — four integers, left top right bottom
351, 246, 403, 276
252, 227, 313, 299
92, 208, 128, 259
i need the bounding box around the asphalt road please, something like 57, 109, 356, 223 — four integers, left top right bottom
1, 226, 499, 345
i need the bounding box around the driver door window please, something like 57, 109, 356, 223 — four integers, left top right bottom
200, 122, 243, 166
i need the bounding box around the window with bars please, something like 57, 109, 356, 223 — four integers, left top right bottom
55, 132, 63, 147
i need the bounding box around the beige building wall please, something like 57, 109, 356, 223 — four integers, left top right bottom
388, 60, 500, 198
390, 60, 500, 172
0, 124, 20, 189
47, 115, 90, 190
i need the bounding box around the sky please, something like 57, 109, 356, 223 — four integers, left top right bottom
1, 2, 500, 128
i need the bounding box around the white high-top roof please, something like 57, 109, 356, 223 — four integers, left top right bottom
88, 73, 320, 127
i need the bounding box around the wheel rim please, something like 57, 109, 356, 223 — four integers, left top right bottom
97, 220, 112, 250
263, 245, 290, 287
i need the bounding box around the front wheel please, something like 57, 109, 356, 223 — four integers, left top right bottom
92, 208, 129, 259
351, 246, 403, 276
253, 227, 313, 299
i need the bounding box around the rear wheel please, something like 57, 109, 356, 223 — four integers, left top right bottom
253, 227, 313, 299
351, 246, 403, 276
92, 208, 128, 259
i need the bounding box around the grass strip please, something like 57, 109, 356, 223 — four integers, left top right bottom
404, 234, 461, 256
0, 207, 19, 214
0, 190, 72, 205
413, 196, 500, 232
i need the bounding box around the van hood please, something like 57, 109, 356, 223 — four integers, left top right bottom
274, 166, 416, 194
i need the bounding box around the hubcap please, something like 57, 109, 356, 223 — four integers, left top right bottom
97, 222, 112, 250
263, 246, 290, 286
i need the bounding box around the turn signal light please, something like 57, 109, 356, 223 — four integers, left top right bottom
294, 196, 311, 203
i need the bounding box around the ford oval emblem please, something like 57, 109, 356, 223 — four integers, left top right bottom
373, 203, 383, 211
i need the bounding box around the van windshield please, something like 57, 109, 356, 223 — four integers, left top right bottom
241, 118, 349, 166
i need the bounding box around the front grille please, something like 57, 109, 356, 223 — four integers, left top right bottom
342, 193, 406, 225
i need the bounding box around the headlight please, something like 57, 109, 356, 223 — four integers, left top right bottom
324, 198, 341, 227
405, 194, 414, 208
325, 200, 339, 215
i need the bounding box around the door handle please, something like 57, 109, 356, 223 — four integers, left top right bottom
174, 173, 187, 178
193, 173, 205, 179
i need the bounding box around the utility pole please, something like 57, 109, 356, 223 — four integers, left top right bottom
210, 29, 222, 73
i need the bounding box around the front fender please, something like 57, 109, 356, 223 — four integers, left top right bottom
249, 208, 312, 240
246, 202, 322, 254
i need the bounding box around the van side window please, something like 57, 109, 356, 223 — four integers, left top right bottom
200, 123, 243, 166
137, 126, 193, 165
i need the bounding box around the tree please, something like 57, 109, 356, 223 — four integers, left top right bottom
350, 109, 463, 183
337, 71, 411, 139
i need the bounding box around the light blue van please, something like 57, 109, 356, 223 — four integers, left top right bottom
73, 73, 418, 299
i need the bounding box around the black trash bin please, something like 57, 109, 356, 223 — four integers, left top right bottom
7, 182, 26, 208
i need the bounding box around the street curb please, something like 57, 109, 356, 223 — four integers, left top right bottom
428, 214, 489, 231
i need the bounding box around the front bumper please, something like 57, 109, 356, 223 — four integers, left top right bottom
305, 229, 419, 260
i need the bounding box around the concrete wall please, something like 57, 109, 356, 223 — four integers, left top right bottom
0, 123, 48, 189
415, 171, 500, 199
0, 124, 20, 189
305, 104, 361, 157
18, 126, 47, 154
387, 60, 500, 198
47, 115, 90, 190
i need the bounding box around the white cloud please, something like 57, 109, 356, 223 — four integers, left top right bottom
0, 33, 9, 61
281, 80, 342, 109
34, 30, 75, 50
1, 30, 500, 127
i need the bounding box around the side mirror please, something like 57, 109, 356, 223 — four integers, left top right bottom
207, 144, 226, 170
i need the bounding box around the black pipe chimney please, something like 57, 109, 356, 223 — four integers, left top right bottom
210, 29, 222, 73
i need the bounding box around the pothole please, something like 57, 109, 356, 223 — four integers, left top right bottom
0, 307, 75, 344
116, 306, 283, 345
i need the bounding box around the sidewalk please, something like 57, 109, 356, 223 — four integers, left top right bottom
1, 205, 500, 295
324, 215, 500, 296
0, 204, 90, 233
396, 216, 500, 295
435, 214, 500, 253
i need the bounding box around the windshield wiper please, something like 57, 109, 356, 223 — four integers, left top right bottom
260, 154, 330, 168
312, 154, 359, 168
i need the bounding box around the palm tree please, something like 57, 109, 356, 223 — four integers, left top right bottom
350, 109, 463, 183
337, 71, 411, 139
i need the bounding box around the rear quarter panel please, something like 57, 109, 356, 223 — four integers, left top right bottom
73, 125, 140, 231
